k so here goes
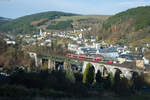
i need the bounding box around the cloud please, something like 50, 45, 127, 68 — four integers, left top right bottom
118, 0, 150, 8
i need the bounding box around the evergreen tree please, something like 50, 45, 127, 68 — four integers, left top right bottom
113, 69, 122, 93
103, 73, 114, 89
107, 72, 114, 89
96, 70, 102, 83
83, 63, 95, 86
131, 72, 143, 93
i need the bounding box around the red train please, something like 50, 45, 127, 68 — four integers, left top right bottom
66, 54, 113, 64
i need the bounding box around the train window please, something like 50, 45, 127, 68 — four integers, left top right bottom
79, 56, 85, 58
85, 58, 93, 60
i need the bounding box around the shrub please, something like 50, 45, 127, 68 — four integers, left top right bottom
0, 85, 29, 97
65, 68, 75, 83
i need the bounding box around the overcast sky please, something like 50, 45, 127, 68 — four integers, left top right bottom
0, 0, 150, 19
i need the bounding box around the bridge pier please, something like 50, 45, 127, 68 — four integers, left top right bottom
63, 61, 69, 70
48, 59, 56, 70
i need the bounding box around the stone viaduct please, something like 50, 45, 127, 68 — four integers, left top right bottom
29, 52, 148, 79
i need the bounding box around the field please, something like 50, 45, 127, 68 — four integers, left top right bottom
54, 15, 110, 21
39, 15, 110, 30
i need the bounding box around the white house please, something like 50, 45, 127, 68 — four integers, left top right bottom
79, 33, 82, 39
143, 57, 149, 65
84, 39, 88, 42
91, 38, 96, 42
6, 41, 16, 45
93, 43, 101, 50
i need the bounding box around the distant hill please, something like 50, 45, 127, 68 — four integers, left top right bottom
0, 11, 110, 34
0, 11, 78, 34
0, 17, 11, 26
102, 6, 150, 45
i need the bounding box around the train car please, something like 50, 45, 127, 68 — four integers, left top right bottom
78, 55, 86, 59
72, 54, 79, 58
102, 59, 113, 64
84, 56, 94, 61
94, 58, 103, 62
66, 54, 113, 64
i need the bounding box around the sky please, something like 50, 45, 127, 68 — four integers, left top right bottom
0, 0, 150, 19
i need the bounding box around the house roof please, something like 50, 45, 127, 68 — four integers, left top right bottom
98, 48, 118, 53
119, 54, 143, 60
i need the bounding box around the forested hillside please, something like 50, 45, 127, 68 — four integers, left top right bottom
101, 6, 150, 45
0, 11, 77, 34
0, 36, 34, 69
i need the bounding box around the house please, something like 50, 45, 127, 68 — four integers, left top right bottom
143, 57, 149, 65
117, 53, 148, 65
97, 48, 119, 60
117, 54, 135, 64
70, 35, 78, 41
33, 35, 39, 38
88, 27, 92, 31
84, 39, 88, 42
52, 32, 58, 36
39, 41, 51, 47
37, 37, 44, 40
93, 43, 101, 50
45, 39, 52, 43
117, 46, 131, 54
146, 42, 150, 47
91, 36, 96, 42
40, 42, 46, 46
117, 47, 125, 54
79, 33, 82, 39
80, 47, 97, 55
77, 39, 82, 44
86, 48, 97, 55
77, 47, 85, 54
25, 35, 31, 38
68, 43, 79, 52
135, 46, 147, 53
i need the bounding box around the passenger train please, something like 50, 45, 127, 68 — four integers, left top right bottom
66, 54, 113, 64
